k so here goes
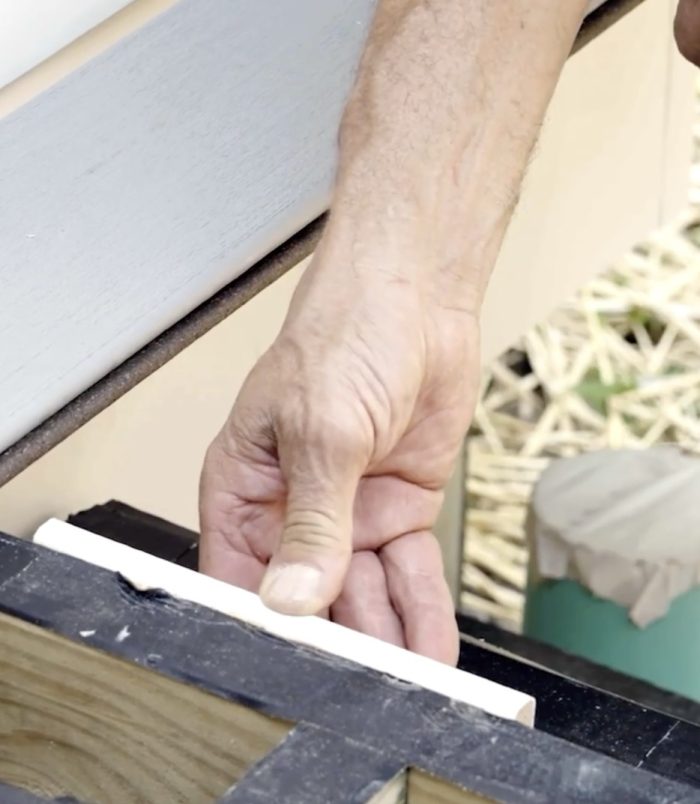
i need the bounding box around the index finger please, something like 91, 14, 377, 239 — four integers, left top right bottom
381, 531, 459, 665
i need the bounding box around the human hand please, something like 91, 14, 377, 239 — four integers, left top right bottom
199, 235, 480, 665
199, 0, 583, 664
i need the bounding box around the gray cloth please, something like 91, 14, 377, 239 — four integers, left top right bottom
528, 446, 700, 626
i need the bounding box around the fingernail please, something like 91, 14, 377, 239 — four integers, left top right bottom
259, 564, 324, 615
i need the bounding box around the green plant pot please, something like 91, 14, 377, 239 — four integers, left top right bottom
523, 577, 700, 701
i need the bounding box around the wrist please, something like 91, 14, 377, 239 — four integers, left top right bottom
318, 191, 495, 317
280, 221, 482, 359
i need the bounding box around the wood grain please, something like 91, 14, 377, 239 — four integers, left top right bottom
409, 771, 495, 804
0, 612, 288, 803
366, 774, 406, 804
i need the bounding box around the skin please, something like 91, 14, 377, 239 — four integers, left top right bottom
201, 0, 699, 666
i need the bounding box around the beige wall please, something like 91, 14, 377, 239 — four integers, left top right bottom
0, 0, 695, 540
482, 0, 695, 359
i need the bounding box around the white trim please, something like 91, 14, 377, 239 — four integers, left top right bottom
34, 518, 535, 725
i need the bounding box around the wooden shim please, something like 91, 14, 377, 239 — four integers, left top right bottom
33, 519, 535, 725
459, 593, 521, 630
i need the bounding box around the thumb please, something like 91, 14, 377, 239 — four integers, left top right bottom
259, 414, 365, 616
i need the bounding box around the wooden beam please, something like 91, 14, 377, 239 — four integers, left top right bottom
408, 772, 495, 804
1, 529, 696, 803
0, 612, 287, 802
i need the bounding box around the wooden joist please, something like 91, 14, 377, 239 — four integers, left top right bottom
1, 528, 699, 803
0, 611, 286, 802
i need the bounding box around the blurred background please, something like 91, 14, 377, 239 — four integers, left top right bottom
461, 77, 700, 633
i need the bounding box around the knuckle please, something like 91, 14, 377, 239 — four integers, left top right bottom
308, 412, 362, 452
278, 401, 371, 465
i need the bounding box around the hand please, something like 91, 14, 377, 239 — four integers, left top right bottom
199, 0, 578, 666
199, 238, 480, 665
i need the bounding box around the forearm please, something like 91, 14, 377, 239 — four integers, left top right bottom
318, 0, 588, 314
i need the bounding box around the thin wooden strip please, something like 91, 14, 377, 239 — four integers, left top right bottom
463, 566, 524, 611
466, 516, 526, 543
470, 451, 550, 471
648, 322, 680, 373
34, 520, 535, 725
521, 405, 561, 457
466, 464, 544, 484
459, 593, 521, 630
466, 503, 528, 523
467, 479, 533, 503
471, 407, 505, 453
466, 542, 527, 589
